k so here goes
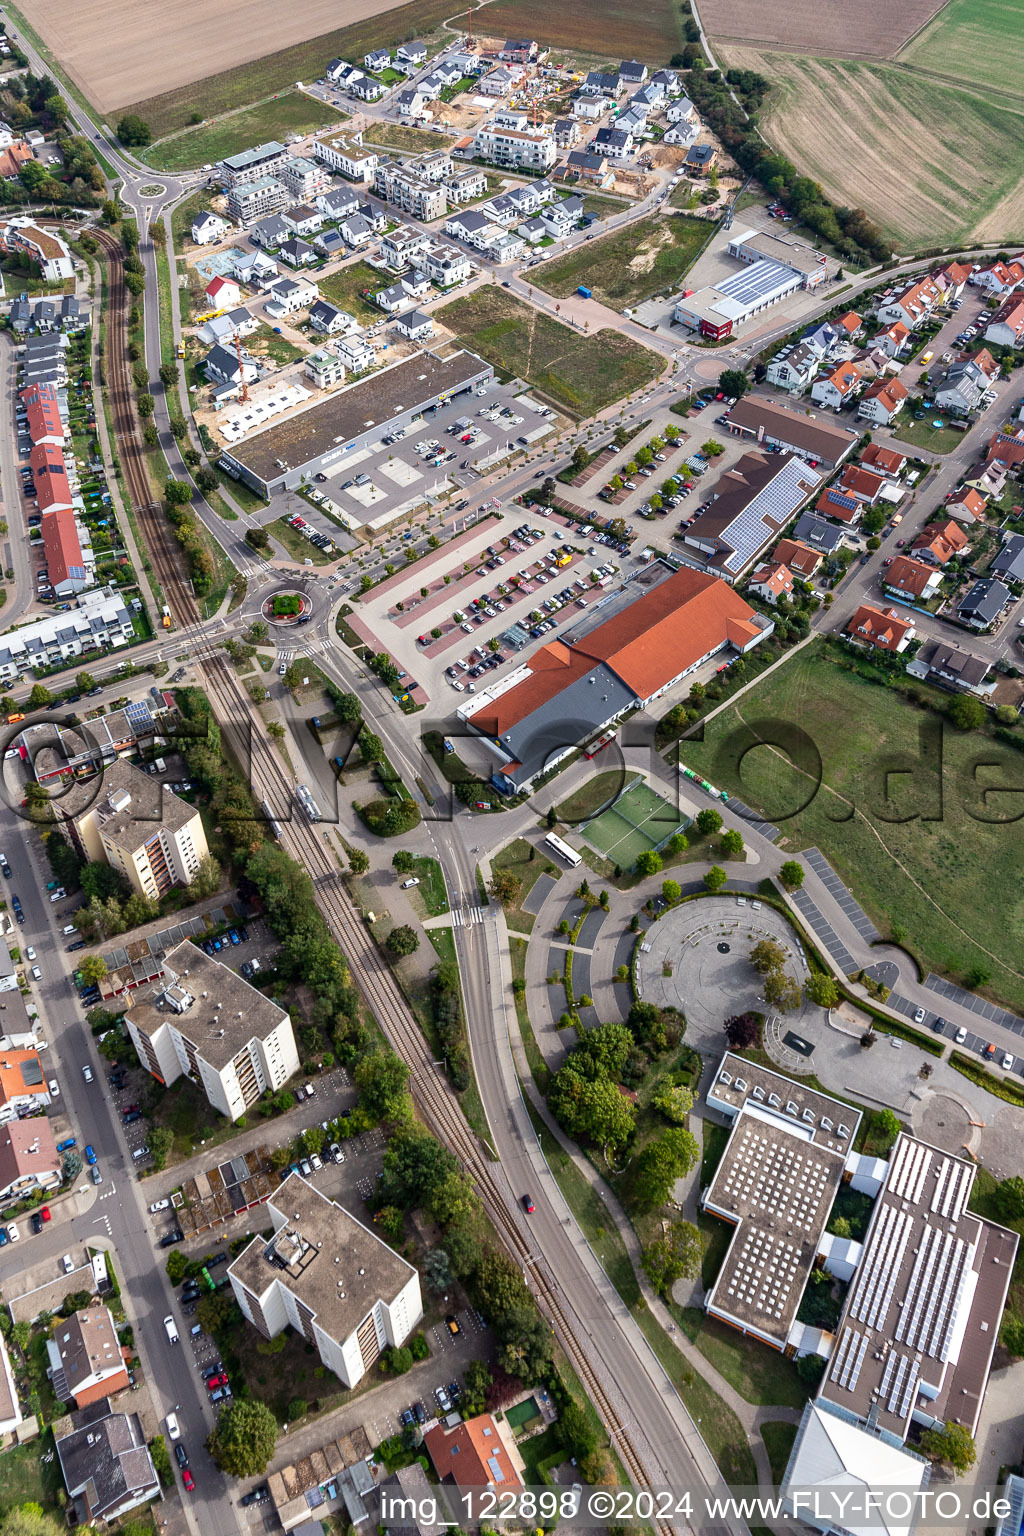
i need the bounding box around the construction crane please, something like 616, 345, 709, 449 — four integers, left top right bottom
235, 333, 249, 404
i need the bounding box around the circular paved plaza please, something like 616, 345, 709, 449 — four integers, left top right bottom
635, 895, 821, 1055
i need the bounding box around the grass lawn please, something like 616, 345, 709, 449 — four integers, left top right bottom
0, 1434, 62, 1511
532, 214, 710, 308
408, 854, 449, 917
266, 516, 333, 564
122, 0, 456, 138
580, 192, 635, 221
146, 1073, 239, 1164
364, 122, 447, 155
762, 1420, 799, 1484
170, 187, 208, 250
423, 926, 493, 1151
889, 415, 965, 455
143, 92, 347, 172
439, 287, 663, 418
317, 261, 388, 321
248, 323, 306, 367
491, 836, 561, 934
675, 640, 1024, 1012
510, 934, 551, 1091
555, 769, 623, 823
673, 1309, 808, 1408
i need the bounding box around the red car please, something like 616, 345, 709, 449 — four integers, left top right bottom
40, 1206, 50, 1222
522, 1194, 535, 1214
182, 1470, 195, 1493
206, 1373, 229, 1391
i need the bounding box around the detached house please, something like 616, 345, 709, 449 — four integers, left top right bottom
858, 376, 908, 426
946, 486, 987, 524
772, 537, 822, 579
935, 352, 998, 415
204, 274, 240, 310
846, 603, 915, 654
56, 1307, 130, 1408
877, 275, 942, 329
985, 297, 1024, 349
395, 40, 428, 72
957, 578, 1010, 630
191, 210, 228, 246
884, 555, 941, 602
837, 464, 886, 504
747, 562, 795, 605
815, 487, 862, 525
911, 519, 967, 566
593, 126, 632, 161
811, 360, 862, 411
766, 341, 822, 394
309, 299, 356, 336
860, 443, 907, 478
970, 258, 1024, 297
874, 321, 911, 359
989, 533, 1024, 585
666, 95, 698, 125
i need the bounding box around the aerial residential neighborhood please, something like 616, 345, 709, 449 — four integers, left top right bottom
0, 2, 1018, 1535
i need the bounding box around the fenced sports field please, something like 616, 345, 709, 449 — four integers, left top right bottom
581, 777, 688, 867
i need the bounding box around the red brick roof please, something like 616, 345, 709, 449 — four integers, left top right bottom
860, 444, 906, 475
862, 376, 908, 413
885, 555, 937, 598
424, 1414, 521, 1490
911, 519, 968, 564
772, 537, 822, 576
839, 465, 886, 501
836, 311, 861, 333
41, 509, 84, 586
30, 442, 73, 512
749, 561, 793, 597
949, 487, 987, 517
847, 603, 913, 652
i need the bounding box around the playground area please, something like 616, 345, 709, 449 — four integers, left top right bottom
580, 777, 688, 867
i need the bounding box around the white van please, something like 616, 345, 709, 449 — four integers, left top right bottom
62, 924, 78, 936
164, 1316, 179, 1344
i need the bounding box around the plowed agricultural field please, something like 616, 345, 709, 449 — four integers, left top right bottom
466, 0, 681, 64
722, 50, 1024, 247
15, 0, 429, 114
699, 0, 945, 59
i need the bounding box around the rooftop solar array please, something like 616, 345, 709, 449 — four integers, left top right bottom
720, 456, 825, 575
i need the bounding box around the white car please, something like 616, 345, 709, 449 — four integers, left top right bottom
165, 1412, 181, 1441
1003, 1054, 1014, 1071
48, 889, 65, 902
47, 1079, 59, 1097
401, 877, 420, 890
61, 1254, 74, 1274
913, 1008, 926, 1024
955, 1026, 968, 1044
149, 1199, 170, 1213
25, 946, 35, 961
30, 966, 41, 981
6, 1223, 18, 1243
82, 1064, 94, 1083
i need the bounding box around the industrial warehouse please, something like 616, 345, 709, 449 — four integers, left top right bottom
457, 562, 772, 788
219, 350, 493, 497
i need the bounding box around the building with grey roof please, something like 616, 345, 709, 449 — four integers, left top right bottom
790, 513, 847, 553
56, 1406, 160, 1525
990, 533, 1024, 584
680, 450, 824, 580
219, 140, 288, 185
228, 1172, 422, 1386
0, 586, 134, 683
123, 941, 299, 1121
957, 577, 1010, 629
907, 639, 994, 696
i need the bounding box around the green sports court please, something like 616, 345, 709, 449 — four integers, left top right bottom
580, 777, 689, 868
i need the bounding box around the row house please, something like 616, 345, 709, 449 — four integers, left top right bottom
857, 375, 908, 426
876, 274, 943, 329
911, 519, 967, 566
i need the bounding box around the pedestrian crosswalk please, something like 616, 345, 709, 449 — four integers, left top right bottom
452, 905, 490, 928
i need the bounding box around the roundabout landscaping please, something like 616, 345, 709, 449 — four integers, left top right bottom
262, 589, 312, 625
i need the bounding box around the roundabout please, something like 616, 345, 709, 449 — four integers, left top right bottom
261, 588, 313, 626
137, 183, 166, 196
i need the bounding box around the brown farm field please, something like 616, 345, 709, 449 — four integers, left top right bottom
700, 0, 944, 59
19, 0, 460, 129
722, 49, 1024, 247
469, 0, 682, 65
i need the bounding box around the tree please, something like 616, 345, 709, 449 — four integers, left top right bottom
725, 1011, 760, 1049
348, 848, 370, 875
423, 1247, 454, 1292
695, 808, 722, 836
641, 1221, 702, 1294
720, 828, 744, 859
557, 1399, 598, 1460
387, 924, 419, 957
117, 114, 152, 146
354, 1048, 410, 1122
0, 1507, 63, 1536
334, 692, 362, 724
717, 368, 749, 399
993, 1175, 1024, 1223
245, 526, 270, 552
805, 973, 839, 1009
628, 1129, 698, 1212
652, 1081, 694, 1123
29, 683, 54, 708
703, 865, 727, 893
763, 967, 801, 1011
779, 860, 804, 890
75, 671, 96, 693
877, 1107, 902, 1148
497, 1306, 552, 1381
571, 1022, 634, 1082
489, 868, 523, 907
948, 694, 985, 731
662, 879, 681, 904
635, 849, 662, 877
78, 954, 107, 987
750, 939, 787, 974
549, 1068, 635, 1147
359, 730, 383, 764
148, 1126, 174, 1172
207, 1398, 278, 1477
164, 478, 193, 506
462, 1358, 493, 1417
392, 849, 416, 874
919, 1421, 976, 1475
286, 1399, 308, 1423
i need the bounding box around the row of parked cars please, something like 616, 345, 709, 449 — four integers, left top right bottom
196, 925, 248, 957
286, 512, 335, 555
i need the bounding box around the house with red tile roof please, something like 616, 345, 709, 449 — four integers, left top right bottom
0, 143, 34, 181
971, 258, 1024, 297
846, 604, 915, 653
424, 1414, 523, 1492
205, 274, 241, 309
877, 275, 942, 329
985, 427, 1024, 471
874, 321, 911, 359
938, 261, 972, 297
24, 385, 64, 447
0, 1049, 51, 1123
883, 555, 941, 602
946, 486, 987, 524
30, 442, 74, 512
748, 562, 794, 605
811, 360, 862, 410
911, 519, 968, 565
985, 298, 1024, 349
772, 538, 822, 578
42, 509, 93, 596
836, 311, 862, 337
858, 376, 908, 426
0, 1117, 59, 1200
815, 487, 862, 524
860, 444, 907, 478
838, 465, 887, 504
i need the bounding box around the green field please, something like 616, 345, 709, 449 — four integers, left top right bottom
317, 261, 388, 321
532, 214, 710, 309
123, 0, 456, 138
675, 642, 1024, 1012
248, 323, 306, 368
439, 288, 663, 417
897, 0, 1024, 105
143, 92, 347, 172
363, 122, 446, 155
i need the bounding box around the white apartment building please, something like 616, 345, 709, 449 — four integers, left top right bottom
474, 122, 556, 171
0, 219, 74, 282
313, 134, 379, 182
0, 585, 134, 683
227, 176, 289, 226
218, 141, 289, 187
305, 349, 347, 388
373, 161, 447, 221
410, 238, 472, 287
123, 944, 300, 1121
278, 155, 330, 201
62, 758, 209, 900
228, 1173, 423, 1385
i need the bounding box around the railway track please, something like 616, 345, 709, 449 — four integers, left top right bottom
95, 231, 688, 1524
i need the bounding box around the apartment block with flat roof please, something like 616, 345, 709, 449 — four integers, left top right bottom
60, 759, 208, 900
228, 1173, 422, 1385
123, 943, 299, 1121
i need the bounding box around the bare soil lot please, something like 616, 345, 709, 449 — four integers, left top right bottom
470, 0, 682, 64
19, 0, 454, 120
724, 48, 1024, 248
700, 0, 945, 59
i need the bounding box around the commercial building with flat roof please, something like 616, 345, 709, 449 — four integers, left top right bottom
228, 1173, 422, 1386
123, 942, 299, 1121
726, 228, 828, 287
459, 563, 770, 788
725, 396, 859, 469
674, 260, 804, 339
221, 350, 492, 497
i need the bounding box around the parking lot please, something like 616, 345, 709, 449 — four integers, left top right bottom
354, 507, 645, 705
256, 379, 559, 538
